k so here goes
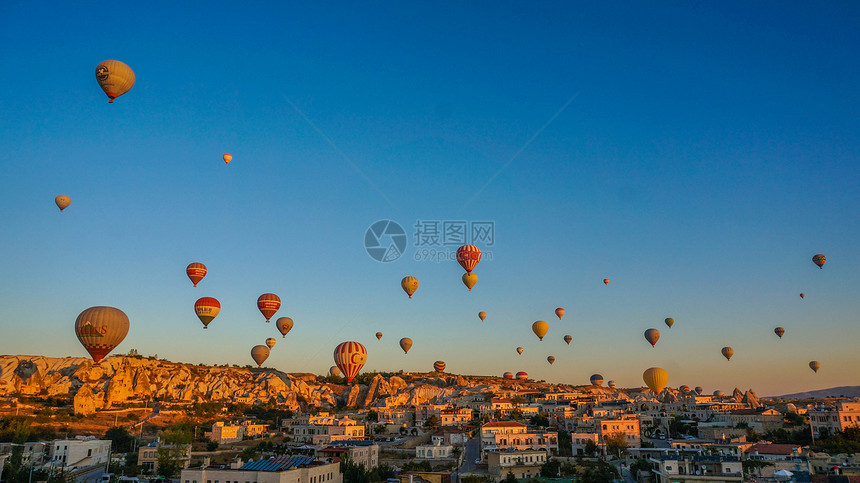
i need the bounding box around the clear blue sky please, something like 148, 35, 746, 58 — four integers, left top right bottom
1, 2, 858, 396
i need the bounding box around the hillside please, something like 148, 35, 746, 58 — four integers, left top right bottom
777, 386, 860, 399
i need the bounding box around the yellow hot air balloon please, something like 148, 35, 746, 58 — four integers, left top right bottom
276, 317, 293, 338
376, 331, 383, 340
399, 337, 413, 354
265, 338, 277, 349
75, 306, 129, 363
433, 361, 446, 373
251, 345, 270, 367
478, 311, 487, 322
603, 279, 610, 285
643, 367, 668, 394
401, 276, 419, 298
809, 360, 820, 373
644, 328, 660, 347
95, 60, 135, 103
329, 365, 341, 377
721, 346, 734, 361
462, 272, 477, 291
223, 154, 232, 164
532, 320, 548, 341
555, 308, 565, 320
55, 195, 71, 211
665, 318, 674, 328
547, 356, 555, 365
516, 347, 524, 355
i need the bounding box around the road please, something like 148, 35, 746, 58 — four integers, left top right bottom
458, 436, 482, 473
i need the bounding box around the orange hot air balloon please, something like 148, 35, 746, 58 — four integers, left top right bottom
251, 345, 270, 367
665, 318, 675, 328
563, 334, 572, 345
812, 254, 826, 269
55, 195, 71, 211
679, 385, 691, 394
503, 372, 513, 379
478, 311, 487, 322
721, 346, 734, 361
333, 341, 367, 383
799, 293, 805, 299
401, 276, 419, 298
608, 380, 617, 389
265, 337, 277, 349
462, 272, 477, 291
74, 306, 129, 363
329, 365, 341, 377
376, 331, 383, 340
515, 371, 528, 380
555, 308, 565, 320
644, 328, 660, 347
547, 356, 555, 365
95, 60, 135, 103
257, 293, 281, 322
532, 320, 548, 341
774, 327, 785, 339
399, 338, 413, 354
456, 245, 481, 273
276, 317, 293, 338
516, 347, 524, 355
643, 367, 668, 394
433, 361, 446, 372
223, 154, 232, 164
186, 262, 207, 287
603, 279, 609, 285
809, 360, 820, 373
194, 297, 221, 329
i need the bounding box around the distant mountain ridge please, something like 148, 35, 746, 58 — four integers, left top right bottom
777, 386, 860, 399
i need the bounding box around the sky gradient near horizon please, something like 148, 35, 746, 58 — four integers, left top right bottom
1, 2, 859, 396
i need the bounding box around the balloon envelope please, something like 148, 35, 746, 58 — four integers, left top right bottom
563, 335, 572, 345
376, 332, 383, 340
643, 367, 668, 394
329, 366, 341, 377
516, 347, 524, 355
194, 297, 221, 328
713, 390, 724, 397
774, 327, 785, 338
433, 361, 446, 372
721, 347, 734, 361
809, 361, 820, 373
665, 318, 674, 328
333, 341, 367, 383
608, 380, 616, 389
644, 328, 660, 347
515, 371, 528, 380
251, 345, 270, 367
399, 338, 413, 354
265, 338, 276, 349
456, 245, 481, 272
257, 293, 281, 322
186, 262, 207, 287
590, 374, 604, 386
532, 320, 548, 341
812, 254, 826, 268
695, 386, 704, 395
555, 308, 565, 320
75, 306, 129, 363
547, 356, 555, 365
401, 276, 419, 298
223, 154, 232, 164
503, 372, 513, 379
462, 272, 477, 291
55, 195, 71, 211
799, 293, 805, 299
478, 311, 487, 322
276, 317, 293, 338
96, 60, 135, 102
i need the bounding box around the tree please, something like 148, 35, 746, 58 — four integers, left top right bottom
104, 426, 135, 453
369, 464, 397, 482
630, 458, 652, 479
503, 471, 518, 483
402, 461, 432, 472
373, 425, 386, 435
366, 410, 379, 422
540, 458, 561, 477
340, 457, 370, 483
529, 414, 549, 427
557, 429, 572, 457
423, 416, 440, 430
510, 396, 526, 406
156, 429, 192, 478
604, 432, 629, 459
584, 439, 599, 457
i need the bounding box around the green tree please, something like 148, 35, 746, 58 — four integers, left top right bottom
368, 464, 397, 482
503, 471, 518, 483
604, 433, 629, 459
584, 439, 599, 457
529, 414, 549, 427
104, 426, 136, 453
540, 458, 561, 477
156, 428, 192, 477
423, 416, 440, 430
365, 411, 379, 422
402, 461, 432, 472
557, 429, 572, 456
630, 458, 652, 479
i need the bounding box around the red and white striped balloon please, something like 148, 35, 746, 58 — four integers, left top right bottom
257, 293, 281, 322
333, 341, 367, 383
456, 245, 482, 273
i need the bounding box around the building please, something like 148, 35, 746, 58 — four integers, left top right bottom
479, 422, 558, 457
743, 444, 812, 480
431, 429, 469, 447
181, 457, 340, 483
648, 455, 743, 483
49, 438, 111, 472
809, 401, 860, 437
316, 441, 378, 469
396, 472, 452, 483
138, 440, 193, 474
596, 416, 641, 448
288, 415, 365, 445
0, 442, 48, 467
568, 433, 599, 456
486, 449, 547, 481
416, 440, 454, 460
439, 408, 473, 426
713, 408, 784, 431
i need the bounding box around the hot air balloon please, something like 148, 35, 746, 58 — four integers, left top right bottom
774, 327, 785, 339
194, 297, 220, 329
547, 356, 555, 365
95, 60, 135, 103
55, 195, 71, 211
223, 154, 232, 164
276, 317, 293, 338
644, 328, 660, 347
74, 306, 129, 363
809, 361, 820, 373
401, 276, 419, 298
532, 320, 548, 341
665, 318, 674, 328
186, 262, 207, 287
799, 293, 805, 299
812, 254, 826, 269
456, 245, 481, 273
503, 372, 513, 379
555, 308, 565, 320
433, 361, 446, 373
695, 386, 703, 395
251, 345, 270, 367
515, 371, 528, 380
679, 385, 691, 394
713, 390, 724, 398
265, 338, 277, 349
590, 374, 604, 387
608, 380, 617, 389
721, 347, 734, 361
333, 341, 367, 383
516, 347, 524, 355
399, 338, 412, 354
257, 293, 281, 322
376, 332, 383, 340
563, 335, 572, 345
329, 366, 341, 377
478, 311, 487, 322
462, 272, 477, 291
603, 279, 609, 285
643, 367, 668, 394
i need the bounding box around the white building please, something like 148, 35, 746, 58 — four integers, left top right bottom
181, 457, 340, 483
49, 438, 111, 471
416, 440, 454, 460
486, 449, 547, 481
